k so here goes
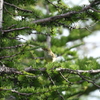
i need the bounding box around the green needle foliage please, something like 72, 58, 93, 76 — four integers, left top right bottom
0, 0, 100, 100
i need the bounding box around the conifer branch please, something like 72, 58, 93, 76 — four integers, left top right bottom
47, 0, 63, 10
56, 68, 100, 74
0, 88, 33, 96
89, 7, 100, 13
32, 0, 100, 24
3, 27, 30, 33
0, 65, 22, 75
0, 45, 26, 59
33, 11, 79, 23
1, 66, 100, 88
0, 51, 22, 59
58, 68, 100, 88
0, 86, 67, 96
4, 2, 33, 13
77, 73, 100, 88
1, 66, 100, 75
0, 44, 24, 49
4, 6, 15, 16
59, 71, 73, 85
6, 24, 16, 29
46, 72, 65, 100
0, 53, 20, 59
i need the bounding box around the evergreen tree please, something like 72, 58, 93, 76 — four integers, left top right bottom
0, 0, 100, 100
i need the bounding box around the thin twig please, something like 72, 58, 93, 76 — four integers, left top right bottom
90, 7, 100, 13
0, 88, 33, 96
0, 45, 26, 59
4, 2, 33, 13
3, 27, 30, 33
77, 73, 100, 88
0, 44, 24, 49
6, 24, 17, 29
47, 73, 65, 100
59, 72, 73, 85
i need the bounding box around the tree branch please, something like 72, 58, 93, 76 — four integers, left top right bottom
4, 2, 33, 13
56, 68, 100, 74
0, 44, 24, 49
1, 66, 100, 88
32, 0, 100, 24
33, 11, 79, 23
0, 88, 33, 96
90, 7, 100, 13
3, 27, 30, 33
0, 44, 26, 59
46, 72, 65, 100
0, 51, 22, 59
1, 66, 100, 75
77, 73, 100, 88
0, 65, 22, 75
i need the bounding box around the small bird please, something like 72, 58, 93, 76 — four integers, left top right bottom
43, 48, 56, 62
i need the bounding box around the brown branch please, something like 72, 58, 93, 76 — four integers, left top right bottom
32, 0, 100, 24
59, 72, 73, 85
47, 0, 62, 9
0, 65, 46, 75
1, 66, 100, 75
57, 68, 100, 88
77, 73, 100, 88
0, 51, 22, 59
4, 6, 15, 16
0, 85, 67, 96
33, 8, 89, 24
0, 44, 26, 59
4, 2, 33, 13
46, 72, 65, 100
0, 65, 22, 75
3, 0, 100, 33
0, 44, 24, 49
3, 27, 30, 33
56, 68, 100, 74
90, 7, 100, 13
6, 24, 17, 29
3, 0, 100, 26
24, 66, 46, 72
0, 88, 33, 96
1, 66, 100, 88
33, 11, 79, 23
0, 54, 19, 59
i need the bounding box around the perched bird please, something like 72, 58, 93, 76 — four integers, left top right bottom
43, 48, 56, 62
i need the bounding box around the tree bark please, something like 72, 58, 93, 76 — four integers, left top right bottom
0, 0, 3, 31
